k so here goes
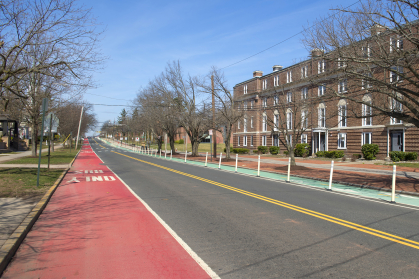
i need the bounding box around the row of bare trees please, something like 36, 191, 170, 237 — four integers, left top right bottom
0, 0, 104, 155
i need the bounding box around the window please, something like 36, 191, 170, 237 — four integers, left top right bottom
301, 65, 308, 78
251, 116, 254, 128
362, 102, 372, 126
262, 97, 267, 108
287, 111, 293, 129
318, 106, 326, 128
287, 71, 292, 83
237, 120, 240, 129
262, 115, 267, 131
243, 101, 247, 110
362, 45, 371, 58
337, 58, 346, 68
251, 135, 254, 146
274, 114, 279, 131
274, 75, 279, 86
362, 73, 373, 89
338, 102, 347, 128
390, 37, 403, 53
244, 85, 248, 94
251, 100, 254, 109
243, 118, 247, 132
262, 135, 267, 146
262, 79, 267, 90
238, 136, 240, 146
243, 136, 247, 146
301, 110, 308, 129
302, 87, 308, 99
318, 60, 326, 74
301, 134, 308, 144
318, 84, 325, 96
274, 95, 279, 105
338, 79, 347, 93
338, 133, 346, 149
286, 92, 292, 103
362, 132, 372, 145
390, 66, 403, 83
390, 97, 403, 124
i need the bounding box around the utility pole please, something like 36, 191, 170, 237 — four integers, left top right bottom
75, 106, 84, 149
212, 75, 216, 159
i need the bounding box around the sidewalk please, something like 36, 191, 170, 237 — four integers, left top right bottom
1, 140, 215, 278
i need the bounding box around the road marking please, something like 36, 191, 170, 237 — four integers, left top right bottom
86, 176, 115, 182
68, 177, 80, 183
112, 151, 419, 251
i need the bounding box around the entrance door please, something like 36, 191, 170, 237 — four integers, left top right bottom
313, 132, 326, 153
273, 135, 279, 147
320, 134, 325, 151
391, 131, 403, 151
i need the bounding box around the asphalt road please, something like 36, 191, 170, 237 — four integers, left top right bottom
91, 139, 419, 278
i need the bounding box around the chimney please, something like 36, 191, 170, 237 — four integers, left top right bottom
311, 48, 324, 58
272, 65, 283, 72
253, 70, 263, 78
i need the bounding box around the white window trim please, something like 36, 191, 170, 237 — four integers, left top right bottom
262, 115, 267, 132
244, 85, 248, 94
362, 132, 372, 145
238, 120, 240, 129
238, 136, 240, 146
318, 107, 326, 128
301, 134, 307, 144
338, 105, 347, 128
338, 133, 347, 149
250, 116, 254, 128
243, 136, 247, 146
302, 87, 308, 99
362, 104, 372, 126
262, 135, 267, 146
243, 118, 247, 132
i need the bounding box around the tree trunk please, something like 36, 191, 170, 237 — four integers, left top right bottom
191, 140, 199, 156
224, 127, 231, 159
31, 121, 38, 157
169, 136, 175, 152
290, 146, 296, 166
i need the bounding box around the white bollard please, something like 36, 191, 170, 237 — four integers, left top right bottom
235, 154, 238, 172
391, 165, 396, 203
205, 152, 208, 167
219, 153, 222, 169
257, 155, 260, 177
185, 150, 187, 162
287, 157, 291, 182
328, 160, 334, 190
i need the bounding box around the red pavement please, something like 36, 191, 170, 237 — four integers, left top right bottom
2, 140, 212, 279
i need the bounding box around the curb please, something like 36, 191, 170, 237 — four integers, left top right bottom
0, 149, 80, 276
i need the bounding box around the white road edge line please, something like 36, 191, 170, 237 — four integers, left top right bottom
90, 141, 220, 279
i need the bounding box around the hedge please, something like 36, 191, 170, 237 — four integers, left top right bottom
389, 151, 418, 162
257, 146, 269, 154
223, 147, 249, 154
316, 150, 345, 158
294, 143, 311, 157
269, 146, 280, 155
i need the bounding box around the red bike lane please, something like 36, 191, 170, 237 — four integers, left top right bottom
3, 140, 215, 279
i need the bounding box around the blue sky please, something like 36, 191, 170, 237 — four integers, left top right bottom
82, 0, 358, 135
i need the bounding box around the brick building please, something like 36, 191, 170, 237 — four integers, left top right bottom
232, 27, 419, 159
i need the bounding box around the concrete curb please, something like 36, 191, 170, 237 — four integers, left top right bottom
0, 149, 80, 275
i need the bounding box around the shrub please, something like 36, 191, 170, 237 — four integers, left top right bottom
284, 150, 289, 155
316, 151, 325, 157
223, 146, 234, 153
269, 146, 280, 155
351, 154, 361, 162
361, 144, 379, 160
233, 148, 249, 154
390, 151, 418, 162
294, 143, 311, 157
178, 139, 184, 144
258, 146, 269, 154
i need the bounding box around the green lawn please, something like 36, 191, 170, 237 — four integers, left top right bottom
393, 162, 419, 168
0, 168, 64, 198
4, 146, 81, 165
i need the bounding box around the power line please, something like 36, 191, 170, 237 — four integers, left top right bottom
220, 0, 361, 70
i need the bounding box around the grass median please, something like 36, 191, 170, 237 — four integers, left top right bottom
4, 146, 80, 165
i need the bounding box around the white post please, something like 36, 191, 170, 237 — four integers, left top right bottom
391, 165, 396, 203
257, 155, 260, 177
328, 160, 334, 190
185, 149, 187, 162
219, 153, 222, 169
235, 154, 238, 172
205, 152, 208, 167
75, 106, 84, 150
287, 157, 291, 182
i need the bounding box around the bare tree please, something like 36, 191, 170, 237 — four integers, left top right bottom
56, 102, 96, 139
0, 0, 104, 102
303, 0, 419, 127
164, 61, 212, 156
206, 67, 243, 159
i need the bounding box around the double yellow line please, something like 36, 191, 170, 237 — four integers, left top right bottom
112, 151, 419, 250
93, 138, 107, 149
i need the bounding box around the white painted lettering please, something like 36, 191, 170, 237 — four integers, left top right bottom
92, 176, 103, 182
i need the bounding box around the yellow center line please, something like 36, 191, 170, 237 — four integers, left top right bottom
93, 138, 107, 149
111, 150, 419, 250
